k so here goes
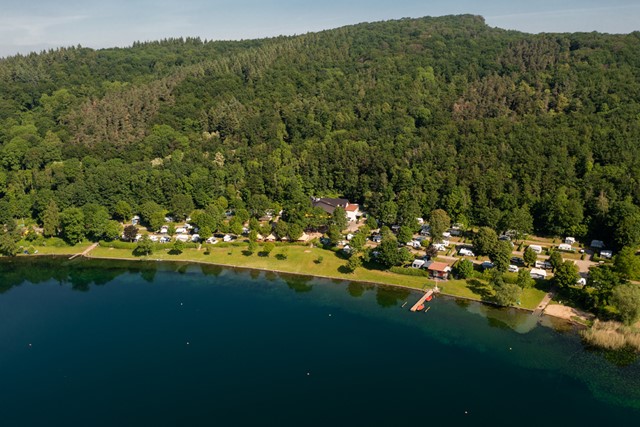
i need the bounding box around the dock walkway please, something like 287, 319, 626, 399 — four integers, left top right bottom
410, 287, 439, 312
533, 287, 556, 317
69, 242, 99, 260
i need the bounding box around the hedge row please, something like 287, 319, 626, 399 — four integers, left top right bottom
390, 266, 431, 277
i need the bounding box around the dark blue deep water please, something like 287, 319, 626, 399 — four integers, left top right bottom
1, 258, 639, 426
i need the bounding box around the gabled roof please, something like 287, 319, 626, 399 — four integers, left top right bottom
345, 204, 359, 212
428, 261, 451, 272
312, 197, 350, 214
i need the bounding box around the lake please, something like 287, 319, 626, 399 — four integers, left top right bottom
1, 257, 639, 426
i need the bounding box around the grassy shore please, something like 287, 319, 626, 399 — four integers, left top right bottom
79, 243, 547, 310
20, 241, 95, 256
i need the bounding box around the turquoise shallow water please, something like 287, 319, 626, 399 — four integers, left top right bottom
0, 257, 639, 426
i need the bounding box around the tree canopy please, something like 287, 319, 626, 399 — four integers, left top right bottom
0, 15, 639, 254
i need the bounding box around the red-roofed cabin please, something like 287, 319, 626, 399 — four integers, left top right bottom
344, 203, 360, 221
427, 262, 452, 280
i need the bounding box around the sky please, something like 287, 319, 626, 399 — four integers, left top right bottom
1, 0, 639, 57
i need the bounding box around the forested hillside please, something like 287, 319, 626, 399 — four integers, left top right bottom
1, 15, 640, 248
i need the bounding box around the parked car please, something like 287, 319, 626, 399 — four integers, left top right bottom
510, 257, 525, 266
481, 261, 495, 270
535, 260, 553, 270
508, 265, 519, 273
371, 235, 382, 243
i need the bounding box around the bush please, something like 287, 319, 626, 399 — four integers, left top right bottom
452, 259, 474, 279
262, 242, 275, 256
390, 266, 430, 277
47, 237, 69, 247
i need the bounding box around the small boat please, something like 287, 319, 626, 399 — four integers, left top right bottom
416, 304, 425, 311
425, 295, 433, 302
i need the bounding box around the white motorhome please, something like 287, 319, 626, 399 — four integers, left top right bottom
528, 245, 542, 254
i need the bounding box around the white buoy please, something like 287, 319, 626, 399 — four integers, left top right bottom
187, 342, 190, 345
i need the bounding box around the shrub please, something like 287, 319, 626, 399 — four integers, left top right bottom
390, 266, 430, 277
453, 259, 474, 279
47, 237, 68, 247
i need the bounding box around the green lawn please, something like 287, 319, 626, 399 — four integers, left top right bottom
87, 243, 548, 310
16, 240, 94, 256
90, 244, 430, 289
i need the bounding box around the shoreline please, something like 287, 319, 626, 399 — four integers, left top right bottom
17, 248, 593, 325
80, 252, 546, 315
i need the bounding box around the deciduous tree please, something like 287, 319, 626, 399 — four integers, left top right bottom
60, 208, 85, 244
474, 227, 498, 256
123, 225, 138, 242
523, 246, 537, 266
429, 209, 450, 243
611, 284, 640, 325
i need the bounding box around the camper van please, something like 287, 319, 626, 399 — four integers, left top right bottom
528, 245, 542, 254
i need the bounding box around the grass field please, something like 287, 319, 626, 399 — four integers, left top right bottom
16, 240, 94, 256
86, 243, 547, 310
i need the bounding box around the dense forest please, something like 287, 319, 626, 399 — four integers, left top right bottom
1, 15, 640, 250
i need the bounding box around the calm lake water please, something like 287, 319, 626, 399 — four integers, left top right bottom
1, 257, 639, 426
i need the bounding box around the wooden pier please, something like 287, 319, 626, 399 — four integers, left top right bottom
69, 242, 99, 260
410, 288, 437, 312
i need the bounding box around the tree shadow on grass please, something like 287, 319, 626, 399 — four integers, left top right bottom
337, 265, 352, 274
242, 250, 253, 257
362, 260, 387, 272
275, 254, 287, 261
467, 278, 494, 302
